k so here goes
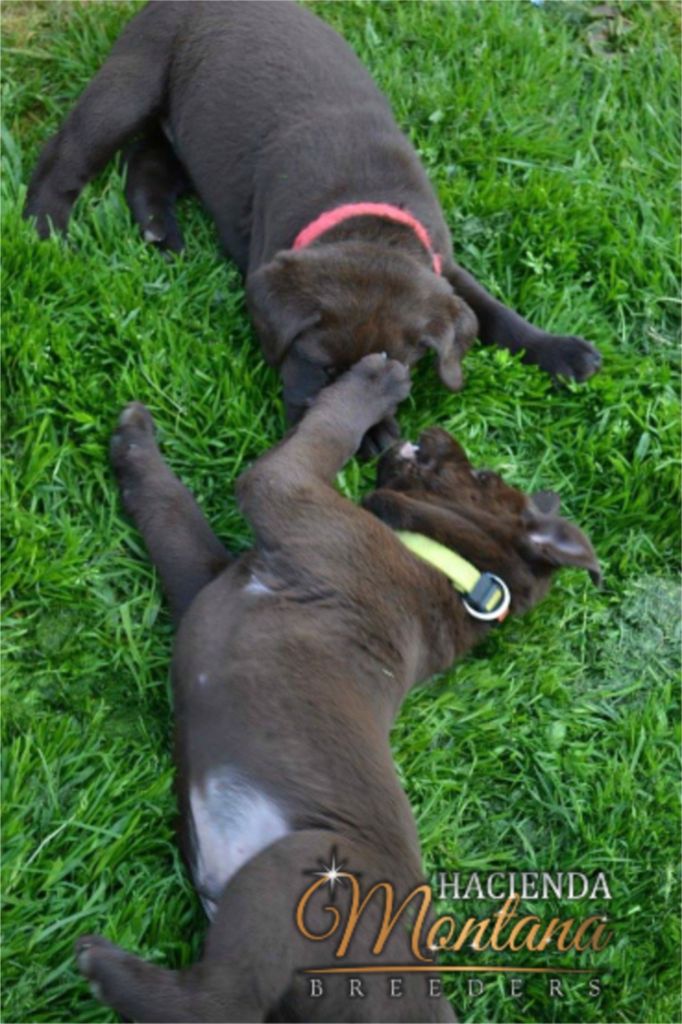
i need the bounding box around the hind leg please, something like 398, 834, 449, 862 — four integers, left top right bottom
111, 402, 231, 622
76, 830, 451, 1022
24, 3, 186, 236
76, 935, 206, 1023
195, 830, 454, 1022
124, 128, 191, 252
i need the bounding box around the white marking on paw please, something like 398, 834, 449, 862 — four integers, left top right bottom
197, 672, 209, 687
189, 771, 289, 918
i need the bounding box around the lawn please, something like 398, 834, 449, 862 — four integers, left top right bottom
1, 1, 679, 1022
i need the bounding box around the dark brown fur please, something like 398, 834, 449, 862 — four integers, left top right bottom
76, 357, 599, 1022
24, 0, 601, 450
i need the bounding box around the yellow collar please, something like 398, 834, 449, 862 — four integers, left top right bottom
395, 531, 510, 623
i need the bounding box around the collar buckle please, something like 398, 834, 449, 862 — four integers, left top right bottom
462, 573, 511, 623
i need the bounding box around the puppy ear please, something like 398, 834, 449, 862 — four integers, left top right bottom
246, 256, 320, 366
521, 511, 602, 585
529, 490, 561, 515
423, 297, 478, 391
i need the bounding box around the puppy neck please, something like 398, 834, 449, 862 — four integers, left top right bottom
395, 530, 511, 624
294, 206, 440, 274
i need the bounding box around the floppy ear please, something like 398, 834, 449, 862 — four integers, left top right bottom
246, 256, 320, 366
530, 490, 561, 516
521, 511, 602, 585
423, 296, 478, 391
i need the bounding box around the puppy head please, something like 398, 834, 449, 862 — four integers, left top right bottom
364, 427, 601, 615
246, 244, 477, 424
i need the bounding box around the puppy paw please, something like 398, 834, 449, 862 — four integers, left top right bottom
347, 354, 411, 416
140, 211, 185, 254
532, 335, 602, 382
110, 401, 156, 464
23, 185, 73, 239
76, 933, 109, 976
110, 402, 160, 508
75, 934, 122, 1004
75, 933, 156, 1012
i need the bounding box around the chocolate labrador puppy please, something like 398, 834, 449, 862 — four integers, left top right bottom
24, 1, 601, 449
75, 355, 600, 1022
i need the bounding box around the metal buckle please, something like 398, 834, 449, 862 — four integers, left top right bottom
462, 573, 511, 622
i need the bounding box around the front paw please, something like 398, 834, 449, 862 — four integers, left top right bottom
110, 402, 159, 510
532, 334, 602, 382
110, 401, 157, 468
345, 354, 412, 418
23, 186, 74, 239
139, 211, 185, 254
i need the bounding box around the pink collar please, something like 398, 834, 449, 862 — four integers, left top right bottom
292, 202, 442, 275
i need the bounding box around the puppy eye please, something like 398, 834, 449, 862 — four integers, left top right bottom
473, 469, 494, 484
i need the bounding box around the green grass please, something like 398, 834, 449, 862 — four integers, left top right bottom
1, 1, 679, 1022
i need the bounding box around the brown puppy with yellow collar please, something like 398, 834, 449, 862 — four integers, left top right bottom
76, 355, 599, 1022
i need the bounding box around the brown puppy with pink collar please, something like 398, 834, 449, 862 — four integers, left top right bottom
75, 356, 600, 1022
25, 1, 601, 451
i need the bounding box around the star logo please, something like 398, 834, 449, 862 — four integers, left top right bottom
313, 851, 347, 894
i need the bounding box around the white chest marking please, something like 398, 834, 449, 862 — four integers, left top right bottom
244, 573, 273, 596
189, 771, 289, 917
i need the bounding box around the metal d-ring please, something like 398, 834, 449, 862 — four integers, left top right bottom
462, 574, 511, 621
